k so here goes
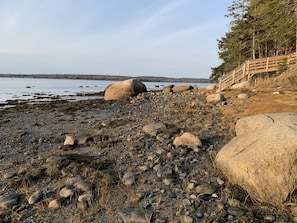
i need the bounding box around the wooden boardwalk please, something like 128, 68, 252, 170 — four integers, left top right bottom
219, 52, 297, 91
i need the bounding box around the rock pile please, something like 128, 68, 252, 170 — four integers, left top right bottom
0, 87, 296, 222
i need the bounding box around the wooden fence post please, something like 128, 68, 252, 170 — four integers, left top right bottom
246, 60, 250, 80
232, 70, 235, 84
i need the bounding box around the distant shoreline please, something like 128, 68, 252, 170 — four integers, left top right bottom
0, 73, 209, 83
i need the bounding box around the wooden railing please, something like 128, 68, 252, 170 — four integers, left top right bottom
219, 52, 297, 91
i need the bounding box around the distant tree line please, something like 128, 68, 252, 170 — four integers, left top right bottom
0, 74, 209, 83
211, 0, 297, 82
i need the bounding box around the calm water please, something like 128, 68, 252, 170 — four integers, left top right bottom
0, 77, 210, 104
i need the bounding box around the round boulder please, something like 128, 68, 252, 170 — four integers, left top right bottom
104, 79, 147, 101
215, 112, 297, 206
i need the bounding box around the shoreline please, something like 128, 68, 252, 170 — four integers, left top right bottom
1, 87, 297, 222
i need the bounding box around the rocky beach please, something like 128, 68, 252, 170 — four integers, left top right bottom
1, 83, 297, 223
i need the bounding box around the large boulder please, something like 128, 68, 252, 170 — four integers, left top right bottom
104, 79, 147, 101
172, 85, 193, 93
215, 113, 297, 206
206, 93, 225, 103
173, 132, 202, 151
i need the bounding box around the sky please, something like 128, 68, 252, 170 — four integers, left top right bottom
0, 0, 233, 79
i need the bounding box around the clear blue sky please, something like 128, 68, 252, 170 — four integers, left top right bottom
0, 0, 232, 79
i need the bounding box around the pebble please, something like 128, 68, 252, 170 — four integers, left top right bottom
139, 165, 148, 171
118, 207, 152, 223
181, 215, 193, 223
78, 191, 93, 205
28, 190, 43, 204
74, 180, 94, 192
195, 183, 217, 195
227, 206, 245, 216
237, 93, 249, 99
162, 178, 173, 186
153, 164, 162, 172
264, 215, 275, 221
48, 199, 61, 209
0, 192, 21, 209
216, 177, 224, 185
3, 171, 16, 179
59, 186, 76, 198
157, 165, 173, 178
122, 172, 136, 186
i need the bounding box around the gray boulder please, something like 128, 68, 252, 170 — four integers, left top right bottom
206, 93, 225, 103
206, 84, 217, 91
104, 79, 147, 101
172, 85, 193, 93
215, 112, 297, 206
142, 122, 166, 136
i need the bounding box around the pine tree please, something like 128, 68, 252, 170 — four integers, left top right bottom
210, 0, 297, 82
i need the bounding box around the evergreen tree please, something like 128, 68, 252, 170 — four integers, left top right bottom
210, 0, 297, 82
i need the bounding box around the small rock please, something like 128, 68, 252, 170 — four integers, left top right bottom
216, 177, 224, 185
118, 207, 152, 223
264, 215, 275, 221
59, 186, 76, 198
173, 132, 202, 150
74, 180, 94, 192
182, 199, 191, 206
48, 199, 61, 209
122, 172, 136, 186
78, 191, 93, 205
157, 165, 173, 178
0, 192, 21, 209
272, 91, 280, 95
162, 178, 173, 186
212, 193, 219, 198
189, 194, 197, 200
153, 164, 162, 172
181, 215, 193, 223
77, 200, 88, 210
139, 165, 148, 171
162, 86, 172, 93
206, 93, 225, 103
64, 134, 93, 145
28, 190, 43, 204
237, 93, 249, 99
142, 122, 166, 136
3, 172, 16, 179
64, 135, 76, 145
186, 183, 195, 191
195, 183, 217, 195
227, 206, 245, 216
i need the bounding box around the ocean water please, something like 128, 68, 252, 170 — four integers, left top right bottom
0, 77, 210, 104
